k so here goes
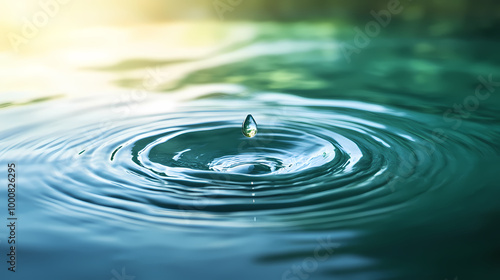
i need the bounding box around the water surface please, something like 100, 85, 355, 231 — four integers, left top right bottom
1, 22, 500, 280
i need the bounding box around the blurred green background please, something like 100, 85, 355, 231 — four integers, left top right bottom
1, 0, 499, 111
1, 0, 499, 40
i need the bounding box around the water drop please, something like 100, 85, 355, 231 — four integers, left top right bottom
242, 114, 258, 138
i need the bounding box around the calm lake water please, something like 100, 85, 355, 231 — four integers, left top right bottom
1, 22, 500, 279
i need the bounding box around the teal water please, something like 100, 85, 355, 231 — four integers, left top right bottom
1, 23, 500, 279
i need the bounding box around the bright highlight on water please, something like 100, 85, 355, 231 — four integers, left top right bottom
242, 114, 258, 137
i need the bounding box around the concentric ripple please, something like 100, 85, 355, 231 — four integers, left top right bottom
3, 93, 498, 230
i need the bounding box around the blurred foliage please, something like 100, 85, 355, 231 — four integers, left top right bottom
217, 0, 500, 38
2, 0, 499, 36
119, 0, 500, 37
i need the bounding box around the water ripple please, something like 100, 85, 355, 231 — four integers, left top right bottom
2, 93, 498, 230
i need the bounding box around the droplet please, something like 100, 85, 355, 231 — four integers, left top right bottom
242, 114, 258, 138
